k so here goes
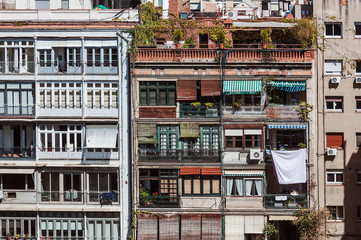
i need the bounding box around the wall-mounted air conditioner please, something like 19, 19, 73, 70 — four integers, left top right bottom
327, 148, 338, 156
355, 77, 361, 84
226, 11, 238, 20
250, 148, 263, 161
0, 191, 3, 200
331, 77, 341, 84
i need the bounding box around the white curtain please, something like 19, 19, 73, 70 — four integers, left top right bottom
254, 180, 262, 196
245, 180, 253, 196
226, 178, 233, 196
86, 125, 117, 148
235, 179, 243, 196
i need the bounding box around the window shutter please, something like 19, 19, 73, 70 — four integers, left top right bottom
159, 214, 179, 239
137, 214, 158, 240
202, 215, 222, 239
177, 80, 197, 101
180, 123, 199, 138
201, 80, 220, 96
138, 123, 158, 144
181, 214, 201, 239
326, 133, 343, 147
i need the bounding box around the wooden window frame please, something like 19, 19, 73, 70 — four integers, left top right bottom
139, 81, 176, 106
182, 175, 220, 196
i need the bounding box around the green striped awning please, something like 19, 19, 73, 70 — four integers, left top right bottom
269, 81, 306, 92
223, 80, 262, 95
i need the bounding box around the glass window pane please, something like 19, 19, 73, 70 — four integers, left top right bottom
184, 179, 192, 194
193, 178, 201, 195
203, 178, 211, 194
212, 178, 220, 194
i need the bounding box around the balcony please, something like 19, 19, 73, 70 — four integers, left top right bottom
85, 148, 119, 160
0, 61, 35, 74
264, 194, 307, 209
38, 148, 82, 160
40, 191, 83, 203
223, 105, 263, 118
38, 63, 82, 74
0, 190, 37, 204
265, 105, 299, 119
0, 104, 34, 116
135, 48, 314, 63
138, 149, 220, 162
85, 64, 118, 74
0, 147, 34, 159
85, 107, 118, 118
139, 195, 179, 208
37, 107, 82, 117
179, 103, 219, 118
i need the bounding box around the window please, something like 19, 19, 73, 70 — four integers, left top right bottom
200, 126, 219, 150
0, 82, 34, 115
326, 133, 343, 148
356, 97, 361, 111
41, 172, 60, 201
0, 40, 34, 73
356, 170, 361, 184
1, 174, 34, 190
39, 125, 82, 152
140, 81, 176, 106
39, 82, 81, 109
325, 22, 342, 37
325, 60, 343, 75
356, 133, 361, 148
357, 206, 361, 221
275, 130, 305, 150
183, 175, 220, 196
224, 129, 262, 149
87, 82, 118, 109
89, 172, 118, 202
326, 171, 343, 184
355, 22, 361, 36
325, 97, 343, 111
226, 177, 263, 196
158, 125, 178, 152
356, 61, 361, 74
328, 206, 344, 221
63, 173, 82, 202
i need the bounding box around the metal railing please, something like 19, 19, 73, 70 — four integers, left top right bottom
179, 103, 219, 118
138, 149, 220, 162
0, 147, 34, 159
0, 190, 37, 203
38, 62, 82, 74
264, 194, 307, 209
0, 104, 35, 116
40, 191, 83, 202
139, 195, 179, 208
0, 61, 35, 73
88, 191, 119, 203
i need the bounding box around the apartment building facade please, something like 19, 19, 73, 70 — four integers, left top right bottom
132, 13, 316, 239
0, 1, 136, 239
315, 0, 361, 239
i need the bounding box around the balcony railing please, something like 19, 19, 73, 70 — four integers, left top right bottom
223, 105, 263, 116
179, 103, 219, 118
38, 148, 82, 159
0, 61, 35, 73
0, 104, 35, 116
139, 195, 179, 208
0, 190, 37, 203
0, 147, 34, 159
40, 191, 83, 202
265, 105, 299, 119
135, 48, 314, 62
89, 191, 119, 203
85, 64, 118, 74
38, 62, 82, 74
85, 148, 119, 160
138, 149, 220, 162
264, 194, 307, 209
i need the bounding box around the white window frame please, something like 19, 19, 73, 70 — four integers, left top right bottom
324, 60, 343, 75
0, 40, 34, 73
39, 125, 82, 152
327, 206, 344, 221
88, 172, 118, 203
325, 97, 343, 112
326, 171, 343, 184
325, 22, 342, 38
86, 82, 118, 109
355, 22, 361, 38
355, 61, 361, 75
226, 177, 263, 197
356, 170, 361, 184
39, 82, 82, 109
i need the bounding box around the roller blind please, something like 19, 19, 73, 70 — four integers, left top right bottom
180, 123, 199, 138
244, 216, 264, 234
201, 80, 220, 96
177, 80, 197, 101
138, 123, 158, 144
137, 214, 158, 240
225, 215, 244, 240
326, 133, 343, 147
86, 125, 117, 148
202, 215, 222, 239
159, 214, 179, 240
181, 214, 201, 239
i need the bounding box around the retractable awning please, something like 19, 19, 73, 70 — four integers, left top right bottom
269, 81, 306, 92
268, 124, 307, 129
223, 80, 262, 95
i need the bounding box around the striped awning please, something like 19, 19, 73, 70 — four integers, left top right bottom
202, 167, 222, 175
180, 167, 201, 175
268, 124, 307, 129
223, 80, 262, 95
269, 81, 306, 92
223, 170, 264, 177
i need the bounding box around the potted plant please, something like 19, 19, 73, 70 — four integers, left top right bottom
204, 102, 214, 110
191, 101, 201, 111
233, 98, 243, 109
217, 30, 226, 49
173, 29, 183, 49
260, 28, 273, 49
183, 37, 195, 48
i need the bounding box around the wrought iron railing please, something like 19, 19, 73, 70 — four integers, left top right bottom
138, 149, 220, 162
139, 195, 179, 208
179, 103, 219, 118
264, 194, 307, 209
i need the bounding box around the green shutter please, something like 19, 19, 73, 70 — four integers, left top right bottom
180, 123, 200, 138
138, 123, 158, 144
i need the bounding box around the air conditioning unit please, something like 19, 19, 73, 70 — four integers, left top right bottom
327, 148, 338, 156
355, 77, 361, 84
250, 149, 263, 161
0, 191, 3, 200
226, 11, 238, 20
331, 77, 341, 83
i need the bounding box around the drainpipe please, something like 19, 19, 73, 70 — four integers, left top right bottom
117, 31, 130, 240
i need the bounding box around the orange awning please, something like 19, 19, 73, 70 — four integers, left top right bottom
202, 167, 221, 175
180, 167, 201, 175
